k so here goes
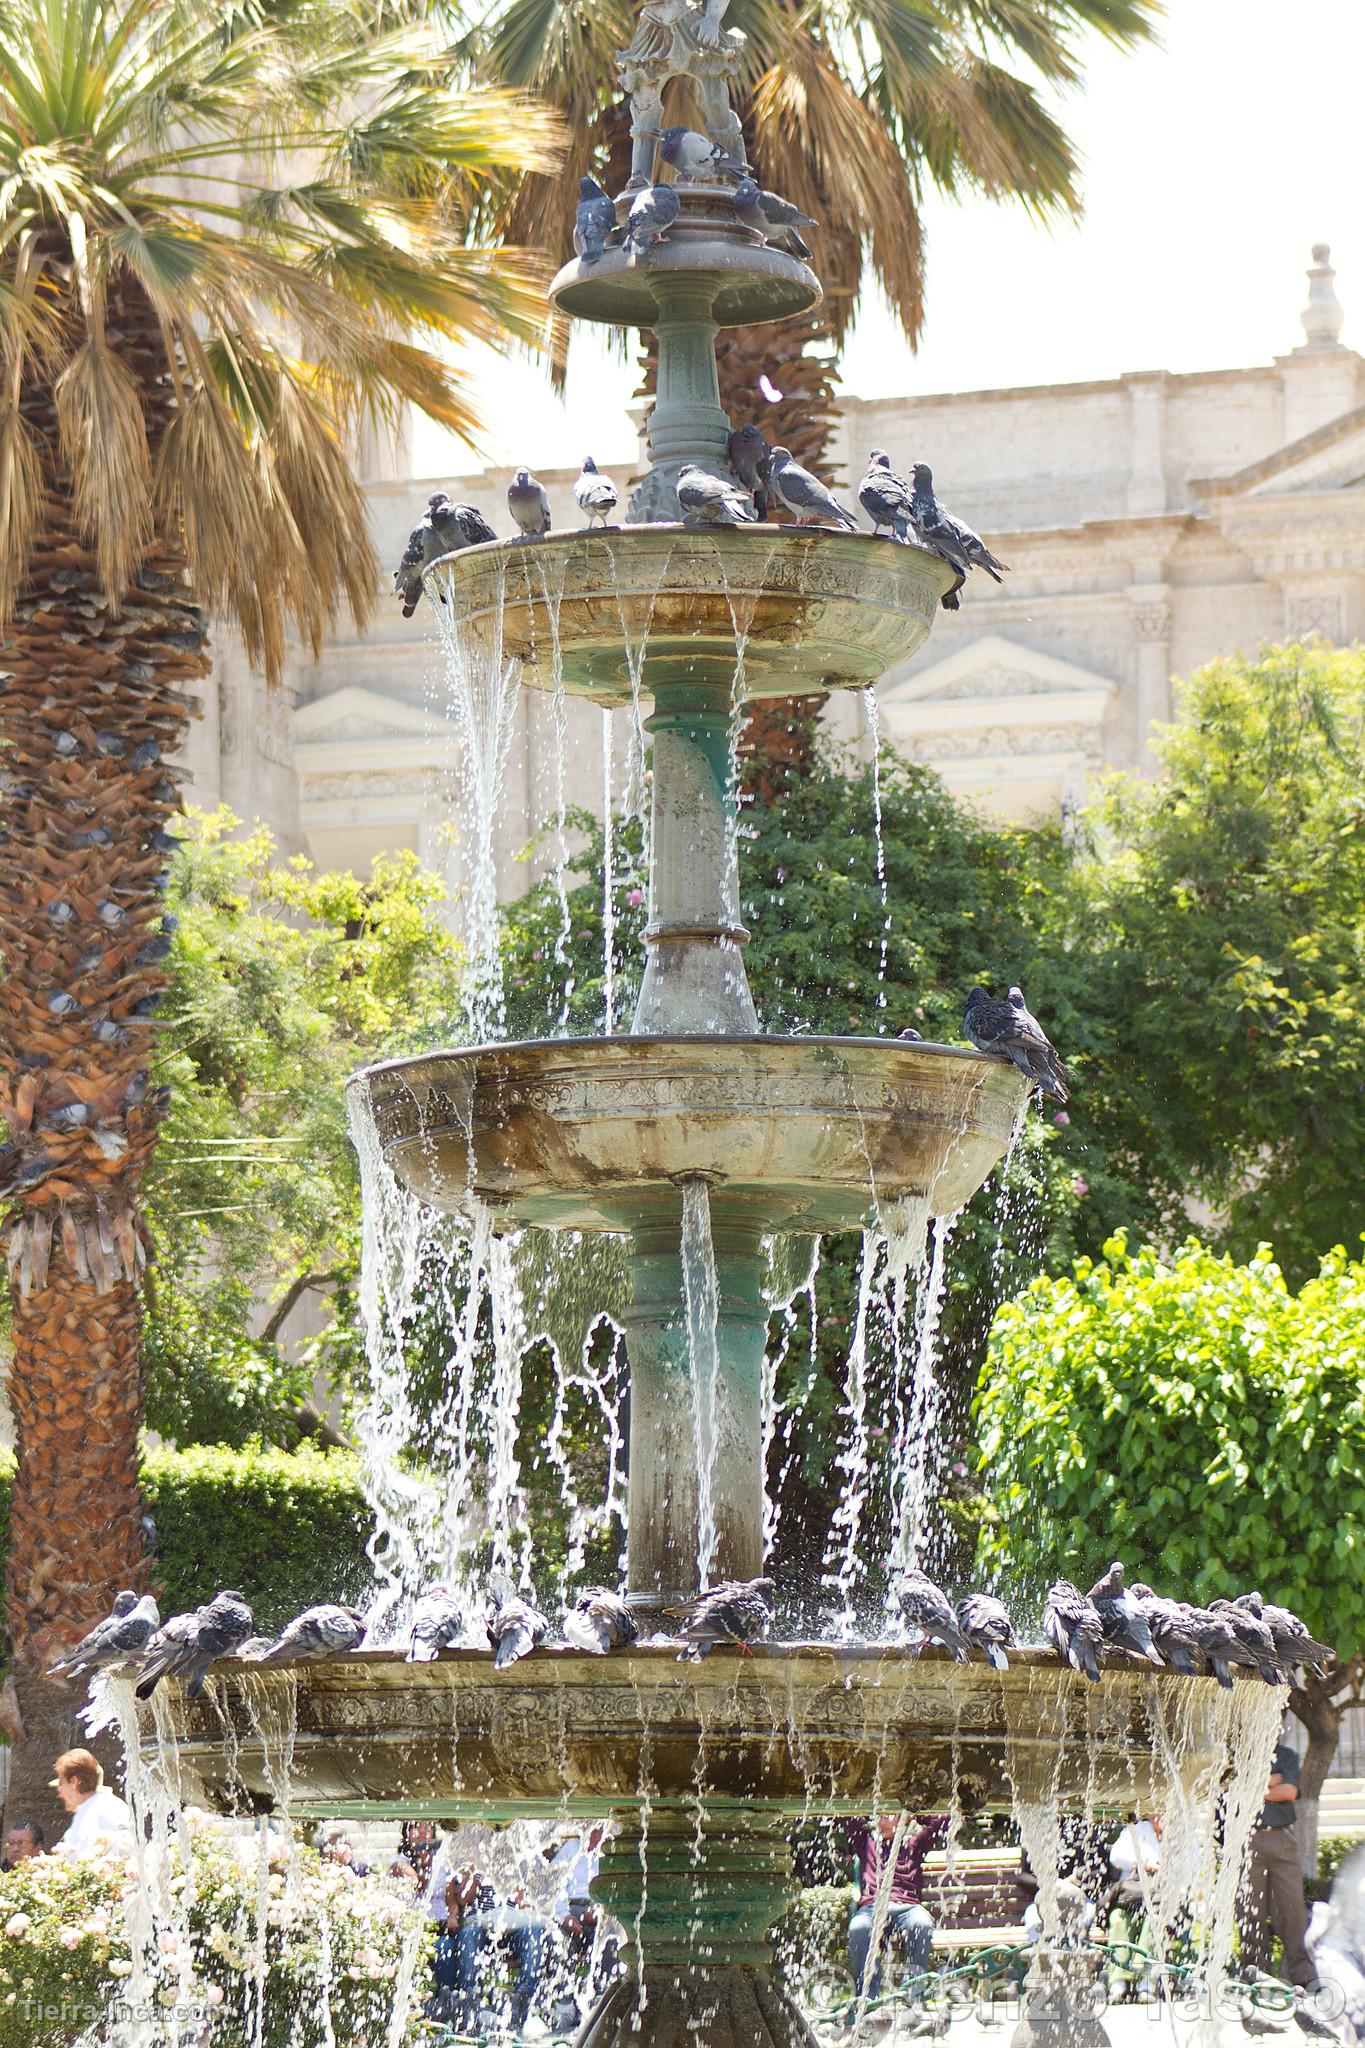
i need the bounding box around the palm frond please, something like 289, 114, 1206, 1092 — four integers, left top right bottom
53, 333, 152, 603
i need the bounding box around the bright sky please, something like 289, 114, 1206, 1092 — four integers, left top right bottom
412, 0, 1365, 479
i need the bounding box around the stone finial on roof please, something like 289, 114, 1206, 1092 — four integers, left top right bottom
1298, 243, 1345, 351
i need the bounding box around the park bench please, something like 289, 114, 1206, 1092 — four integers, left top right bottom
921, 1844, 1030, 1954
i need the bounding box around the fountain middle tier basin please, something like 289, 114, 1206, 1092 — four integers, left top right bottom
355, 1035, 1027, 1232
423, 526, 957, 707
154, 1647, 1247, 1821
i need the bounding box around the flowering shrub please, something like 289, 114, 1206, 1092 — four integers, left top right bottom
0, 1814, 432, 2047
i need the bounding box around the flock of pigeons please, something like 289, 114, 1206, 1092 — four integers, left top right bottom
49, 1565, 1331, 1712
572, 126, 819, 269
392, 441, 1006, 619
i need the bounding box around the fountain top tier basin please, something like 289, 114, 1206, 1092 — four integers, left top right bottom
424, 526, 956, 708
153, 1646, 1248, 1822
355, 1035, 1026, 1233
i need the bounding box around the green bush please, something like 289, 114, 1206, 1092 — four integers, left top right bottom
1316, 1835, 1365, 1890
772, 1883, 855, 2001
0, 1446, 374, 1635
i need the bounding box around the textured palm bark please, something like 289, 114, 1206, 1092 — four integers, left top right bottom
0, 268, 207, 1810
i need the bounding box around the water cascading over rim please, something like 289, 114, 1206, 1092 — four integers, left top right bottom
141, 11, 1287, 2048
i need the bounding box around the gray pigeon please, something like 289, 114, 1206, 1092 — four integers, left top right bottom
1238, 1592, 1334, 1676
253, 1604, 366, 1666
727, 424, 771, 519
573, 457, 619, 529
1211, 1598, 1288, 1684
1087, 1563, 1163, 1665
1045, 1579, 1103, 1683
894, 1568, 973, 1663
563, 1586, 638, 1655
491, 1597, 550, 1669
135, 1589, 254, 1700
574, 175, 616, 264
956, 1592, 1015, 1671
1130, 1585, 1200, 1677
768, 446, 859, 530
677, 462, 757, 527
1182, 1604, 1255, 1689
50, 1591, 160, 1681
507, 467, 552, 538
898, 1025, 924, 1042
963, 985, 1070, 1105
407, 1584, 465, 1663
665, 1577, 773, 1661
658, 126, 745, 181
909, 463, 1008, 610
429, 494, 496, 553
392, 500, 449, 617
623, 182, 680, 259
731, 179, 814, 260
859, 451, 915, 542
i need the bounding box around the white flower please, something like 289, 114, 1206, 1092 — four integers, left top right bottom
109, 1959, 134, 1979
59, 1926, 84, 1951
3, 1915, 30, 1940
206, 1984, 225, 2006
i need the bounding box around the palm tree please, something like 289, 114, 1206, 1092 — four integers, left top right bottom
467, 0, 1160, 782
0, 0, 561, 1809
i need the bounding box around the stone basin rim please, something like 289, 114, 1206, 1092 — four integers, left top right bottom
350, 1031, 1012, 1089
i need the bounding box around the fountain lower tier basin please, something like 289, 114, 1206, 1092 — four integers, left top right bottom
423, 527, 956, 706
153, 1647, 1248, 1821
354, 1035, 1027, 1232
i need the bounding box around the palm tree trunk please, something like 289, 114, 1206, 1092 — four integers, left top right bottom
0, 271, 206, 1830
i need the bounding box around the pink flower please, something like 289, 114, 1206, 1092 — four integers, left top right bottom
626, 888, 643, 908
4, 1914, 31, 1939
1071, 1175, 1089, 1197
59, 1926, 84, 1950
206, 1985, 225, 2007
1052, 1109, 1070, 1127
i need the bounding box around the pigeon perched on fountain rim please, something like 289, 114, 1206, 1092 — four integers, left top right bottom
657, 125, 746, 182
956, 1592, 1015, 1671
767, 447, 859, 530
623, 182, 680, 259
508, 467, 552, 538
563, 1586, 639, 1655
406, 1584, 466, 1663
859, 451, 915, 543
134, 1589, 254, 1700
1044, 1578, 1103, 1683
253, 1603, 366, 1666
676, 462, 757, 527
963, 984, 1070, 1104
893, 1567, 973, 1663
574, 457, 619, 529
1087, 1562, 1163, 1666
49, 1590, 161, 1680
1237, 1591, 1334, 1674
574, 175, 617, 264
730, 179, 814, 261
727, 425, 771, 520
491, 1596, 550, 1669
665, 1576, 772, 1660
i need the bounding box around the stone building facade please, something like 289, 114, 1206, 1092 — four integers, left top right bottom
180, 247, 1365, 885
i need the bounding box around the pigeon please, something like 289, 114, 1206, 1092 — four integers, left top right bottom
1129, 1585, 1200, 1677
49, 1591, 161, 1681
252, 1604, 366, 1666
955, 1593, 1015, 1671
574, 457, 619, 529
1238, 1593, 1334, 1676
908, 463, 1008, 609
623, 182, 680, 259
859, 452, 915, 542
393, 498, 451, 617
768, 446, 859, 530
897, 1026, 924, 1042
665, 1577, 773, 1660
407, 1584, 466, 1663
507, 467, 552, 538
1181, 1604, 1255, 1690
727, 425, 771, 519
962, 985, 1070, 1105
676, 462, 758, 527
893, 1568, 973, 1663
491, 1597, 550, 1669
563, 1586, 639, 1656
135, 1590, 254, 1700
1087, 1563, 1163, 1666
429, 494, 497, 553
731, 179, 814, 260
657, 126, 745, 182
1044, 1579, 1104, 1683
1210, 1598, 1285, 1685
574, 175, 617, 264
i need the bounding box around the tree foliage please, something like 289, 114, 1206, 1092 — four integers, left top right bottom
975, 1232, 1365, 1655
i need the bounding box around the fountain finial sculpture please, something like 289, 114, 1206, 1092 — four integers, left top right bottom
617, 0, 749, 187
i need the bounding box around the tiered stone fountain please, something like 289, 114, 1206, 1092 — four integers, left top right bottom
147, 14, 1271, 2046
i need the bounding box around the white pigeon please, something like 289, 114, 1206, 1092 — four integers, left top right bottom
574, 457, 619, 529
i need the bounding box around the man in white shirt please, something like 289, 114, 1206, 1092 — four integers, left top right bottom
50, 1748, 134, 1860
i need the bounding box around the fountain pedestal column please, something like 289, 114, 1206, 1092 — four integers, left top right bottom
583, 1804, 819, 2048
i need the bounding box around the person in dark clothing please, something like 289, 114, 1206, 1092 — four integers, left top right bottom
1239, 1742, 1315, 1989
843, 1814, 949, 1998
